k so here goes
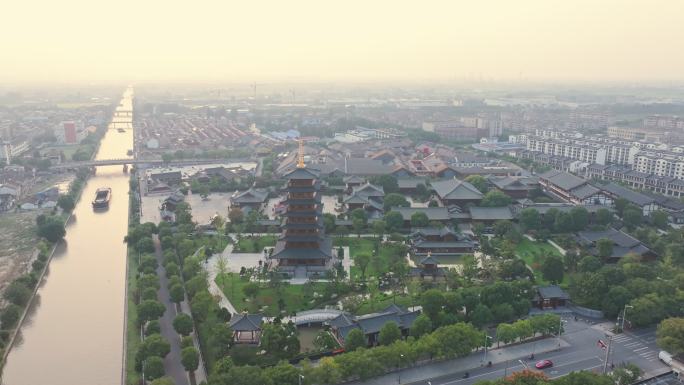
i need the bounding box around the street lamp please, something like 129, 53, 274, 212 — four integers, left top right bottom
620, 305, 633, 332
396, 354, 405, 384
299, 374, 304, 385
556, 318, 567, 347
483, 334, 494, 363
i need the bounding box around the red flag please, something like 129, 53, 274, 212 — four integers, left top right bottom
597, 339, 607, 350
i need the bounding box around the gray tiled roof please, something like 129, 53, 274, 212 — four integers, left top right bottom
229, 314, 263, 331
232, 188, 268, 204
600, 183, 655, 207
345, 158, 393, 176
469, 206, 514, 220
570, 184, 601, 200
539, 170, 587, 191
391, 207, 452, 221
431, 178, 483, 200
537, 285, 570, 300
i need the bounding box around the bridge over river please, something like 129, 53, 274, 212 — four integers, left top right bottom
51, 157, 252, 169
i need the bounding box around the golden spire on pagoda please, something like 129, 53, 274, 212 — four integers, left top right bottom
296, 139, 305, 168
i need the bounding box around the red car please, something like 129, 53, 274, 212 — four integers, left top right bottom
535, 360, 553, 369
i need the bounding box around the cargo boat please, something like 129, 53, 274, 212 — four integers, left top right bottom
92, 187, 112, 209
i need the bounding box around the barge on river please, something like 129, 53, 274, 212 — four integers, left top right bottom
92, 187, 112, 209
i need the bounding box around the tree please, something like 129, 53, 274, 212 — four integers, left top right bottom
554, 212, 574, 233
512, 319, 534, 341
569, 206, 589, 231
578, 255, 602, 273
496, 323, 517, 346
242, 282, 260, 298
37, 217, 66, 242
657, 317, 684, 356
139, 334, 171, 360
410, 314, 433, 338
169, 283, 185, 305
1, 304, 22, 329
228, 207, 244, 224
383, 193, 409, 210
370, 175, 399, 194
4, 281, 32, 306
352, 217, 365, 237
378, 321, 402, 345
541, 255, 564, 284
264, 361, 301, 385
601, 286, 633, 319
470, 304, 493, 328
384, 211, 404, 231
596, 238, 614, 260
181, 346, 200, 374
344, 328, 366, 351
57, 194, 75, 212
314, 357, 342, 385
173, 313, 194, 336
150, 378, 176, 385
481, 190, 512, 207
465, 175, 489, 193
353, 252, 371, 280
651, 210, 669, 229
614, 198, 629, 217
313, 330, 338, 351
138, 300, 165, 324
410, 212, 429, 228
260, 322, 300, 359
420, 289, 445, 321
596, 208, 613, 226
622, 206, 643, 229
323, 213, 337, 233
372, 220, 386, 239
519, 208, 540, 231
190, 291, 214, 322
144, 356, 165, 380
197, 184, 210, 200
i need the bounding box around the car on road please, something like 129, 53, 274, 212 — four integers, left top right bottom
535, 360, 553, 369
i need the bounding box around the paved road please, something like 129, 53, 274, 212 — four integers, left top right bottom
153, 235, 190, 385
352, 315, 671, 385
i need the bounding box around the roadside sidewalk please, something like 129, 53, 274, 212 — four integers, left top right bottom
347, 337, 570, 385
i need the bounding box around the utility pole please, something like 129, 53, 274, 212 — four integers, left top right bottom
602, 335, 613, 374
620, 305, 633, 332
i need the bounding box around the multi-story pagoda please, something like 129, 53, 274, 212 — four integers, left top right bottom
271, 142, 333, 278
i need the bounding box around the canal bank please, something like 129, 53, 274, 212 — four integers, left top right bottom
1, 88, 134, 385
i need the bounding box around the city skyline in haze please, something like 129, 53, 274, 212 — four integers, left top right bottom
2, 0, 684, 85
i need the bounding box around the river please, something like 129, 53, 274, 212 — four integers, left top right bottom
2, 88, 134, 385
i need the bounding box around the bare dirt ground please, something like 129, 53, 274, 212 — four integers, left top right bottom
0, 211, 45, 299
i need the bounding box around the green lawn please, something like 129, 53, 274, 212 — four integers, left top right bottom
125, 248, 141, 385
216, 273, 329, 317
515, 238, 567, 285
234, 235, 277, 253
334, 237, 407, 281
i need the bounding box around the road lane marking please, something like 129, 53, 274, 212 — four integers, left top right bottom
634, 347, 649, 352
550, 364, 602, 379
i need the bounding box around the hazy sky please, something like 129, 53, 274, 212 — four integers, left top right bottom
2, 0, 683, 84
